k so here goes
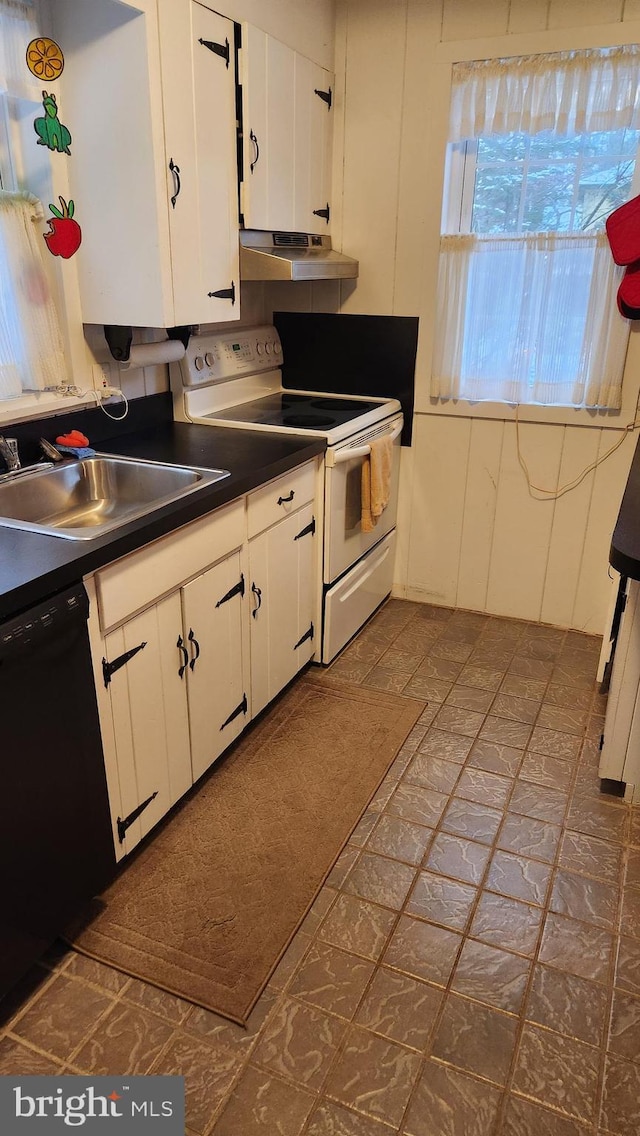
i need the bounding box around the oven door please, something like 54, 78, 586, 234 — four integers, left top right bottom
324, 414, 403, 585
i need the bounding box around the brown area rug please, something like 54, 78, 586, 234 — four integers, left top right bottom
67, 673, 424, 1024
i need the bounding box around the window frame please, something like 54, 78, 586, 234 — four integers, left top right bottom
417, 26, 640, 428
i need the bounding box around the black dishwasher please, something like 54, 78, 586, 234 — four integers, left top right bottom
0, 583, 115, 999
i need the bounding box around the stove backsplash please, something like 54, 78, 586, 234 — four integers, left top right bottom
273, 313, 418, 446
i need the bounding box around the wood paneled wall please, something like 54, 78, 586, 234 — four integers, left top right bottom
332, 0, 640, 633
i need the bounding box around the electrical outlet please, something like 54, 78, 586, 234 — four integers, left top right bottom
92, 362, 112, 390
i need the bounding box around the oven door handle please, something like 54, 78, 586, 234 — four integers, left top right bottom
328, 420, 403, 466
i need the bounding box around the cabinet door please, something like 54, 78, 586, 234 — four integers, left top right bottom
249, 504, 317, 717
293, 57, 334, 234
160, 1, 240, 325
241, 24, 295, 231
57, 0, 175, 327
182, 552, 247, 782
103, 592, 192, 854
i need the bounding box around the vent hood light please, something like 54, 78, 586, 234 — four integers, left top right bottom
239, 230, 359, 281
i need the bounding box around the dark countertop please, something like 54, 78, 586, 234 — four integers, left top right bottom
0, 420, 325, 622
610, 434, 640, 579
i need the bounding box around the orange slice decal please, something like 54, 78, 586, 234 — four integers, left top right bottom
26, 38, 64, 82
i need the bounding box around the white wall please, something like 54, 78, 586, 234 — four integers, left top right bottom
332, 0, 640, 633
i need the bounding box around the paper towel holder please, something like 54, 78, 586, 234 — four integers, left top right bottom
104, 324, 191, 363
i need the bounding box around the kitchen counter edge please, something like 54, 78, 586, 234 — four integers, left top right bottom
0, 423, 326, 622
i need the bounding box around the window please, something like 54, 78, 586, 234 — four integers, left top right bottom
0, 0, 67, 402
433, 47, 640, 410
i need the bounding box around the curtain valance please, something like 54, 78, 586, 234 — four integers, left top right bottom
450, 45, 640, 141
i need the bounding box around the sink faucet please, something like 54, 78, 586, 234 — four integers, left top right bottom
0, 438, 54, 483
0, 437, 20, 472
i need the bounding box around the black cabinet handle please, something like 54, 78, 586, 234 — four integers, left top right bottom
169, 158, 181, 209
277, 490, 295, 506
208, 281, 236, 304
250, 129, 260, 173
251, 582, 262, 619
188, 627, 200, 671
177, 634, 189, 679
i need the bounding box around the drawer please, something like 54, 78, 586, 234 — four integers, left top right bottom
247, 461, 317, 539
96, 499, 245, 632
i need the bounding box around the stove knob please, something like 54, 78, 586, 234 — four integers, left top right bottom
265, 342, 272, 355
204, 352, 214, 367
256, 342, 264, 356
194, 355, 205, 371
274, 342, 282, 355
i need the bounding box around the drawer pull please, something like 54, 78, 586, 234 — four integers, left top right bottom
177, 634, 189, 679
277, 490, 295, 506
188, 627, 201, 670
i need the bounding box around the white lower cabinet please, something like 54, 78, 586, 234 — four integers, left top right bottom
182, 553, 247, 783
250, 503, 317, 717
87, 459, 321, 858
100, 546, 246, 854
102, 592, 192, 851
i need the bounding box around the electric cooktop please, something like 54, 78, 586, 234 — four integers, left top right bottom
205, 392, 386, 431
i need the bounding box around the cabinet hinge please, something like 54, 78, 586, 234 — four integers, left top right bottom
216, 574, 245, 607
294, 516, 316, 541
208, 281, 236, 304
102, 642, 147, 687
220, 693, 248, 730
294, 623, 314, 649
312, 203, 330, 223
314, 86, 332, 110
198, 36, 230, 68
117, 791, 158, 844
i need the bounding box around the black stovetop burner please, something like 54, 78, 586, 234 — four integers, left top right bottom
211, 391, 384, 430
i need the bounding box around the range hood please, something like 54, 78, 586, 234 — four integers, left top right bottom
239, 230, 359, 281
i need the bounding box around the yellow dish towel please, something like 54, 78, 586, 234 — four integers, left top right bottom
361, 434, 393, 533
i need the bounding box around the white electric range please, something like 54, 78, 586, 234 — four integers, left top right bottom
171, 325, 403, 662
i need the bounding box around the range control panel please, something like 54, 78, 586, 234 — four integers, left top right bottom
180, 325, 282, 388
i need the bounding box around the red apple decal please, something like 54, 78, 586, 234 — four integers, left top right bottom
44, 196, 82, 259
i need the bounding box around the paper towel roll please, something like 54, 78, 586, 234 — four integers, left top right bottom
121, 340, 186, 368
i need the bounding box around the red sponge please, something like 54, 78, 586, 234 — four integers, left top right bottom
56, 429, 89, 447
606, 194, 640, 266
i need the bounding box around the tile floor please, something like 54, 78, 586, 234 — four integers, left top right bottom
2, 599, 640, 1135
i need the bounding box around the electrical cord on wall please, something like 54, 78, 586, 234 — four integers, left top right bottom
45, 383, 129, 421
514, 401, 640, 500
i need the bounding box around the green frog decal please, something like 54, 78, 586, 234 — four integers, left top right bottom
34, 90, 72, 154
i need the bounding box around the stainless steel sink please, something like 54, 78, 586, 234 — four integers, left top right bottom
0, 455, 230, 540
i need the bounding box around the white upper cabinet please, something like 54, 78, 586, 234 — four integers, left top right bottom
54, 0, 239, 327
240, 24, 334, 235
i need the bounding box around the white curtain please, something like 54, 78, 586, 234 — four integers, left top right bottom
450, 46, 640, 141
0, 0, 67, 399
433, 233, 627, 408
434, 48, 639, 407
0, 0, 41, 102
0, 192, 67, 397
